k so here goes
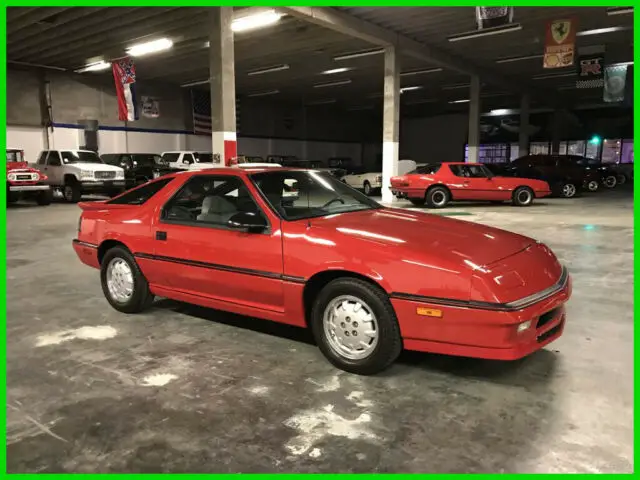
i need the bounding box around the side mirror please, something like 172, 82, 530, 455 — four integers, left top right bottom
228, 211, 267, 233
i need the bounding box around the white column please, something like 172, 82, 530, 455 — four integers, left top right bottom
518, 94, 530, 157
467, 75, 481, 163
381, 46, 400, 204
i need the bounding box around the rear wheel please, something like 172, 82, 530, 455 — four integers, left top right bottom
36, 188, 53, 206
616, 174, 627, 185
603, 175, 617, 189
512, 186, 534, 206
425, 186, 450, 208
586, 180, 600, 192
363, 181, 372, 196
310, 278, 402, 375
100, 246, 154, 314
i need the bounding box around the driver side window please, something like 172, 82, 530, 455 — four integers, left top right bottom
47, 151, 62, 166
162, 175, 264, 229
182, 154, 195, 165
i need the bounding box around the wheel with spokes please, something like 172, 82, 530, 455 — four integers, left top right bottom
100, 246, 154, 313
559, 182, 578, 198
310, 278, 402, 375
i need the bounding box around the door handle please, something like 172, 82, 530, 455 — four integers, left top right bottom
156, 231, 167, 241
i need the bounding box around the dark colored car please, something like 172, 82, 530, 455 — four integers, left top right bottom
566, 156, 620, 189
101, 153, 181, 188
502, 154, 603, 198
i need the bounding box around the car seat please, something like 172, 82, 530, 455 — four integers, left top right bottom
196, 196, 238, 224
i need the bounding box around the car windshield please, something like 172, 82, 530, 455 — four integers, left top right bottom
133, 155, 159, 167
251, 170, 380, 221
61, 151, 102, 164
7, 150, 24, 162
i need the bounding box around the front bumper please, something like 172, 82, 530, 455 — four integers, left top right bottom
9, 184, 50, 192
393, 273, 572, 360
80, 180, 126, 191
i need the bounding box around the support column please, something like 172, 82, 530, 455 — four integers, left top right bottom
381, 46, 400, 204
551, 110, 561, 154
518, 94, 530, 158
467, 75, 481, 163
209, 7, 237, 166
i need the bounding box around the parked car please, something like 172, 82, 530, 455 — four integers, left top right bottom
390, 162, 551, 208
502, 154, 602, 198
101, 153, 181, 188
160, 151, 217, 171
610, 163, 634, 185
341, 168, 383, 195
73, 167, 571, 375
6, 155, 53, 206
33, 150, 125, 203
565, 156, 620, 189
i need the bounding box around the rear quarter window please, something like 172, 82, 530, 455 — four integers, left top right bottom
108, 177, 174, 205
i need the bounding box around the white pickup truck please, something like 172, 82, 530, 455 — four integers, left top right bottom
33, 150, 126, 203
159, 151, 220, 171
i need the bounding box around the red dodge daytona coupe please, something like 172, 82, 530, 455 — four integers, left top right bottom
73, 168, 571, 375
390, 162, 551, 208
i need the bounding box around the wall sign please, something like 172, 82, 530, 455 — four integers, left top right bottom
576, 54, 605, 89
543, 19, 577, 69
141, 96, 160, 118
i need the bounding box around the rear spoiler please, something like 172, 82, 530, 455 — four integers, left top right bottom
77, 200, 109, 211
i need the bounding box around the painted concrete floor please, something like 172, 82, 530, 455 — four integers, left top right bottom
6, 188, 634, 473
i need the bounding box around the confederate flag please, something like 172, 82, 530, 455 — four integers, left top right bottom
112, 57, 139, 121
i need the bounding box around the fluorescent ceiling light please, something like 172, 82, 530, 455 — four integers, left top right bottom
607, 7, 633, 16
400, 86, 422, 93
577, 26, 630, 37
334, 49, 384, 61
181, 79, 209, 88
489, 109, 512, 116
75, 61, 110, 73
448, 23, 522, 42
126, 38, 173, 57
449, 99, 470, 104
400, 68, 443, 76
313, 79, 352, 88
322, 67, 351, 75
534, 72, 575, 80
307, 99, 337, 106
247, 89, 279, 97
232, 9, 283, 33
247, 64, 289, 76
442, 83, 470, 90
496, 54, 543, 64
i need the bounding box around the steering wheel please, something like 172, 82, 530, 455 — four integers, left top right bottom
321, 197, 346, 209
168, 205, 195, 220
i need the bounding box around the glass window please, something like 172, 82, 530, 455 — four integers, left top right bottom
195, 153, 213, 163
510, 144, 519, 161
47, 151, 62, 166
585, 141, 598, 159
182, 154, 195, 164
450, 164, 491, 178
130, 154, 158, 167
530, 142, 550, 155
558, 142, 567, 155
408, 164, 441, 175
567, 141, 585, 156
250, 170, 379, 221
7, 149, 24, 162
161, 153, 180, 163
36, 151, 48, 165
620, 139, 633, 164
163, 175, 262, 227
101, 154, 119, 165
119, 155, 134, 170
108, 177, 173, 205
601, 139, 622, 164
60, 150, 102, 164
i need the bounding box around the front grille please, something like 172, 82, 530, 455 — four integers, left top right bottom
95, 171, 116, 180
536, 307, 560, 329
537, 320, 563, 343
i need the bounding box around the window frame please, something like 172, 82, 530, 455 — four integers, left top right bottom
46, 151, 62, 166
107, 177, 174, 205
159, 173, 272, 234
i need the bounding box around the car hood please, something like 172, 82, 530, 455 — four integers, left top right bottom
310, 207, 534, 269
69, 163, 124, 172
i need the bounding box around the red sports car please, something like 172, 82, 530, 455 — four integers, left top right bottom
73, 168, 571, 375
6, 160, 53, 206
390, 162, 552, 208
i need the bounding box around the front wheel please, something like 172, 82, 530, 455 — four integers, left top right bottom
363, 181, 372, 196
310, 278, 402, 375
603, 175, 617, 189
559, 182, 578, 198
63, 181, 82, 203
586, 180, 600, 192
512, 186, 534, 206
100, 246, 154, 314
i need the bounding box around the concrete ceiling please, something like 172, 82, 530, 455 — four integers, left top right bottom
6, 7, 634, 115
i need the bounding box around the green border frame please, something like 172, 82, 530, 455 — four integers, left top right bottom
2, 1, 637, 476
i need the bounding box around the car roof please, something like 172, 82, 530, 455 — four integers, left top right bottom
165, 166, 312, 179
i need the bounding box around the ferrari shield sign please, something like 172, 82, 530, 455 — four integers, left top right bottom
543, 19, 577, 69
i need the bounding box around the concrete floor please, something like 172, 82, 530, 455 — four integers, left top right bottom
6, 188, 634, 473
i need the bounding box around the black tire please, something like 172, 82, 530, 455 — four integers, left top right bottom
409, 198, 425, 206
585, 180, 600, 192
425, 186, 450, 209
603, 175, 617, 189
558, 182, 578, 198
100, 246, 154, 314
63, 180, 82, 203
616, 174, 627, 185
363, 181, 372, 196
310, 278, 402, 375
36, 188, 53, 206
512, 186, 534, 206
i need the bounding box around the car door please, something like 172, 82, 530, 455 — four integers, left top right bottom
44, 151, 64, 185
152, 173, 284, 312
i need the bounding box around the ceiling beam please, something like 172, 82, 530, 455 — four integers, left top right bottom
278, 6, 564, 106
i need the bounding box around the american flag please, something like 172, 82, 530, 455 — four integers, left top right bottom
191, 89, 240, 135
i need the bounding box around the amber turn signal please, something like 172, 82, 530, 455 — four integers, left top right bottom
416, 307, 443, 318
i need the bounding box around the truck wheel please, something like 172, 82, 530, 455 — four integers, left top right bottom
36, 189, 53, 206
100, 246, 154, 314
310, 277, 402, 375
63, 181, 82, 203
363, 181, 372, 196
512, 186, 534, 206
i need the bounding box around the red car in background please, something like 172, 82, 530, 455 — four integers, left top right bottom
6, 149, 53, 206
390, 162, 551, 208
73, 168, 570, 375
